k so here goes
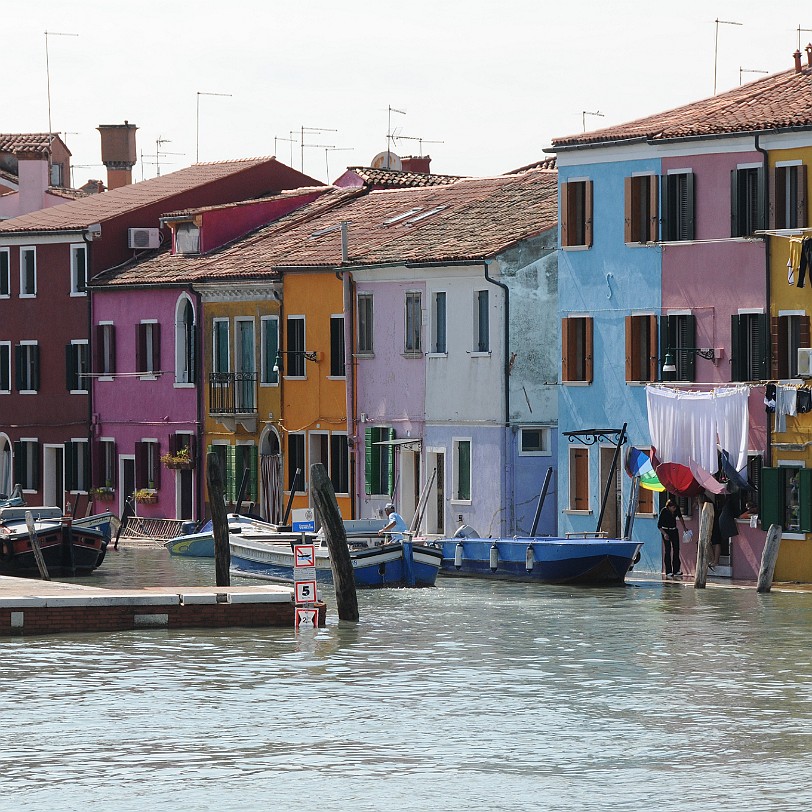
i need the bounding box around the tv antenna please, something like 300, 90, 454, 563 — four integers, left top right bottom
391, 134, 444, 156
196, 91, 232, 162
739, 67, 768, 85
713, 18, 742, 95
324, 147, 353, 183
140, 136, 184, 179
274, 134, 298, 166
387, 105, 406, 159
582, 111, 604, 132
797, 25, 812, 50
300, 125, 337, 174
45, 31, 79, 133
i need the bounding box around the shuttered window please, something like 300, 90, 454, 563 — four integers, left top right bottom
0, 343, 10, 393
625, 315, 658, 382
0, 249, 9, 296
561, 180, 593, 247
96, 324, 116, 376
15, 343, 39, 392
624, 175, 658, 243
662, 172, 695, 241
65, 440, 89, 492
135, 441, 160, 490
136, 322, 161, 375
405, 292, 422, 354
432, 292, 447, 353
285, 317, 306, 377
287, 434, 305, 493
235, 445, 258, 502
760, 466, 812, 533
771, 164, 807, 230
660, 314, 697, 382
731, 166, 765, 237
569, 447, 589, 511
13, 440, 40, 491
261, 316, 279, 385
454, 439, 471, 501
364, 426, 395, 496
330, 316, 346, 377
731, 313, 768, 382
562, 316, 593, 383
357, 294, 373, 354
65, 341, 89, 392
772, 314, 810, 379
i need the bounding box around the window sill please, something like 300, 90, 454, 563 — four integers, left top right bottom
469, 351, 492, 358
139, 374, 158, 381
518, 451, 552, 457
624, 241, 657, 248
259, 382, 280, 388
402, 352, 423, 359
98, 375, 114, 382
783, 532, 806, 541
561, 245, 591, 252
450, 499, 473, 506
626, 380, 658, 387
564, 509, 593, 515
173, 382, 196, 389
282, 375, 307, 381
69, 389, 89, 395
327, 375, 347, 381
426, 352, 448, 358
69, 291, 88, 297
19, 294, 37, 299
18, 390, 37, 395
353, 352, 375, 359
562, 380, 591, 386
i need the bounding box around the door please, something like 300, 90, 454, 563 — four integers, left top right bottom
399, 448, 420, 526
236, 319, 255, 411
120, 456, 135, 516
599, 446, 621, 538
426, 450, 445, 535
179, 468, 193, 520
43, 445, 64, 510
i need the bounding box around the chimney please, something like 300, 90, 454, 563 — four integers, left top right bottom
401, 155, 432, 174
794, 50, 803, 73
15, 148, 50, 215
806, 43, 812, 67
97, 121, 137, 189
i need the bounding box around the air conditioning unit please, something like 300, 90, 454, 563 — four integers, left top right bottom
128, 227, 160, 249
798, 347, 812, 377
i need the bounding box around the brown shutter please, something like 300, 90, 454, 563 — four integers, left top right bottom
573, 448, 589, 510
648, 315, 659, 381
152, 324, 161, 373
95, 324, 104, 374
584, 180, 593, 247
135, 441, 147, 489
798, 164, 808, 228
769, 166, 778, 229
624, 177, 633, 243
770, 316, 780, 379
560, 182, 570, 247
625, 315, 633, 381
584, 316, 594, 383
136, 324, 146, 373
561, 317, 571, 381
649, 175, 659, 242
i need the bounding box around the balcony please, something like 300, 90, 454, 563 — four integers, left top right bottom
209, 372, 258, 432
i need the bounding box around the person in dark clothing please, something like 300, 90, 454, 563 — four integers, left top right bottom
657, 499, 687, 578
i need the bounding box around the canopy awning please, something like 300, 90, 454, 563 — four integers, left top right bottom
372, 438, 422, 448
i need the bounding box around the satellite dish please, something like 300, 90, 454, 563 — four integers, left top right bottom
370, 151, 402, 171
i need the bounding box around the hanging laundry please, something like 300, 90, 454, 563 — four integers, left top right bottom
789, 237, 803, 286
797, 388, 812, 414
798, 237, 812, 288
774, 384, 798, 433
765, 383, 776, 413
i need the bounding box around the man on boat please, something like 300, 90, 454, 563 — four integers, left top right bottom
378, 504, 407, 545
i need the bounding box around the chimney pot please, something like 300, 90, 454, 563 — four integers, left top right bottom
794, 49, 803, 73
806, 43, 812, 67
97, 122, 138, 189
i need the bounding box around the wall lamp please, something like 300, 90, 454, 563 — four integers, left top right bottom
272, 350, 319, 374
662, 347, 715, 373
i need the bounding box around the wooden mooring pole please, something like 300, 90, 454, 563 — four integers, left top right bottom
310, 463, 358, 622
757, 524, 783, 593
25, 511, 50, 581
206, 452, 230, 587
694, 501, 714, 589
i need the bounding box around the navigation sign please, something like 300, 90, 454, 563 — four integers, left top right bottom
295, 579, 318, 604
295, 607, 318, 629
294, 544, 316, 568
292, 508, 315, 532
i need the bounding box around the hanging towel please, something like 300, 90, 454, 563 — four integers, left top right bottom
799, 238, 812, 289
774, 384, 798, 433
797, 388, 812, 414
789, 237, 803, 285
765, 383, 776, 413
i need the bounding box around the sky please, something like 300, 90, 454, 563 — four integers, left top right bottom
5, 0, 811, 186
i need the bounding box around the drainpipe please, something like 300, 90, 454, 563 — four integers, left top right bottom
483, 260, 511, 534
83, 232, 94, 490
755, 133, 771, 466
337, 268, 356, 519
191, 285, 204, 520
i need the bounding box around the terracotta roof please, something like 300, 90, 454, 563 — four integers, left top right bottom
507, 156, 557, 173
552, 64, 812, 149
343, 166, 463, 188
0, 157, 285, 233
161, 186, 329, 219
91, 169, 558, 287
0, 133, 62, 154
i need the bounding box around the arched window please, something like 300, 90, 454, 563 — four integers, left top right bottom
0, 434, 11, 497
175, 295, 196, 384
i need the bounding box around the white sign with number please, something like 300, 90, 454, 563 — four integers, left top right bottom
295, 579, 318, 604
295, 607, 318, 629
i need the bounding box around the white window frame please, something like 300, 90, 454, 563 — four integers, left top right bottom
0, 341, 10, 394
429, 290, 447, 356
567, 445, 591, 513
287, 431, 307, 493
404, 291, 422, 355
174, 294, 196, 387
260, 315, 280, 387
518, 427, 552, 457
0, 248, 9, 298
139, 319, 159, 380
778, 459, 805, 540
142, 438, 160, 490
68, 437, 89, 493
473, 289, 490, 355
68, 339, 90, 394
18, 340, 38, 394
329, 314, 346, 379
451, 437, 472, 505
356, 292, 374, 356
19, 437, 38, 493
330, 431, 350, 495
19, 247, 36, 298
98, 321, 115, 380
70, 243, 88, 296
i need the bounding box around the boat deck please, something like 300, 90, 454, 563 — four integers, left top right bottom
0, 576, 326, 636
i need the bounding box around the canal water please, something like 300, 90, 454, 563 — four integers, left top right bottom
3, 548, 812, 811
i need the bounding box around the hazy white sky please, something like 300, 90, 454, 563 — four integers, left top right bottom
5, 1, 810, 186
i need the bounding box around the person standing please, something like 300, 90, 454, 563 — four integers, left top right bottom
378, 503, 407, 544
657, 499, 687, 578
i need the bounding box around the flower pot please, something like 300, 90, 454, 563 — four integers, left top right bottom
165, 460, 194, 470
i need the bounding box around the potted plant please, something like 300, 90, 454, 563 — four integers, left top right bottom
89, 486, 115, 503
134, 488, 158, 504
160, 447, 194, 470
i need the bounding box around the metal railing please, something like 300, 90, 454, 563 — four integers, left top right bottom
208, 372, 257, 414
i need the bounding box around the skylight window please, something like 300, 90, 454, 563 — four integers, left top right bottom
407, 205, 448, 224
383, 208, 423, 226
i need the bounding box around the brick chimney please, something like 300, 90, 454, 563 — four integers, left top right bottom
806, 43, 812, 67
97, 121, 137, 189
401, 155, 432, 174
794, 50, 803, 73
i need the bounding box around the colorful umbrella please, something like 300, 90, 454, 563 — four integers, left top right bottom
688, 459, 727, 495
655, 461, 704, 498
625, 447, 665, 491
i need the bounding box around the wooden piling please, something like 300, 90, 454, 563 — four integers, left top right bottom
693, 501, 714, 589
206, 452, 230, 587
757, 524, 783, 593
25, 511, 50, 581
310, 462, 358, 622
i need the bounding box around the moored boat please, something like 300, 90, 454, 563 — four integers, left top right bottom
165, 513, 273, 557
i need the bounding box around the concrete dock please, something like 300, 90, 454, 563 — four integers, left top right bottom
0, 576, 326, 636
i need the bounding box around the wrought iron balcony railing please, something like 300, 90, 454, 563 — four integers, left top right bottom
208, 372, 257, 415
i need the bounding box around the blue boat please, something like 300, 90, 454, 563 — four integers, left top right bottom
434, 535, 641, 586
229, 534, 442, 588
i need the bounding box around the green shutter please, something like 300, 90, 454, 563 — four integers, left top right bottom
731, 169, 740, 237
458, 441, 471, 501
799, 468, 812, 533
249, 446, 258, 501
756, 313, 769, 380
386, 427, 396, 496
31, 441, 40, 490
365, 427, 373, 495
760, 467, 781, 530
226, 444, 237, 502
756, 166, 766, 231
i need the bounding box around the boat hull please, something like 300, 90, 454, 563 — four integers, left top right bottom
436, 537, 642, 586
0, 524, 107, 577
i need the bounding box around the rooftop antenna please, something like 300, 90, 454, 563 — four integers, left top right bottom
798, 25, 812, 50
713, 18, 742, 95
69, 163, 103, 188
324, 147, 352, 183
274, 134, 298, 166
387, 106, 406, 167
196, 91, 232, 162
739, 67, 768, 85
300, 126, 337, 174
44, 31, 79, 133
140, 138, 183, 180
582, 111, 604, 132
391, 134, 444, 157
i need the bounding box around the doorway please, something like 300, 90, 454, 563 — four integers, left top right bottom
120, 456, 135, 516
426, 450, 445, 536
599, 446, 621, 538
399, 448, 420, 526
43, 444, 64, 509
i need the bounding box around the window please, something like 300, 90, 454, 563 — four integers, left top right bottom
287, 433, 306, 492
330, 316, 346, 377
330, 434, 349, 494
568, 447, 589, 511
625, 315, 658, 382
15, 342, 39, 392
731, 166, 765, 237
357, 293, 373, 354
175, 297, 196, 384
475, 290, 489, 352
20, 247, 36, 297
213, 319, 230, 373
624, 175, 658, 243
209, 443, 229, 492
760, 463, 810, 533
773, 313, 809, 379
561, 179, 593, 248
453, 439, 472, 502
136, 322, 161, 376
662, 171, 695, 241
261, 316, 279, 385
234, 444, 258, 502
50, 162, 63, 186
0, 342, 9, 393
404, 292, 422, 354
175, 223, 200, 255
13, 439, 39, 491
135, 440, 161, 489
365, 426, 395, 496
97, 439, 117, 488
65, 341, 89, 392
0, 248, 9, 297
519, 427, 552, 456
731, 312, 768, 382
65, 440, 89, 492
285, 316, 306, 377
431, 291, 447, 353
70, 244, 87, 295
235, 319, 256, 412
561, 316, 593, 383
772, 164, 807, 230
636, 480, 654, 515
660, 313, 697, 382
96, 323, 116, 377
